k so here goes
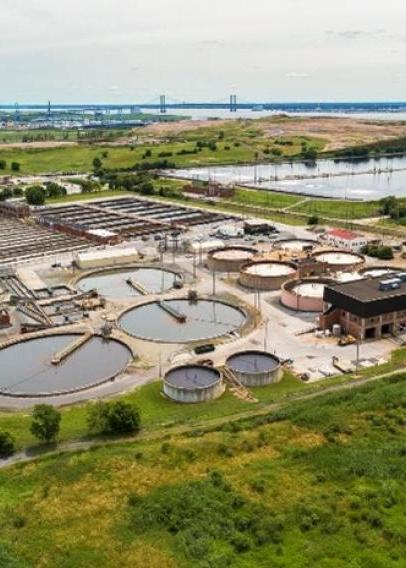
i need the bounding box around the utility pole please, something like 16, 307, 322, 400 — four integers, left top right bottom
212, 271, 216, 296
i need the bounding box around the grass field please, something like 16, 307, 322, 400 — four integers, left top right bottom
0, 374, 404, 567
0, 130, 325, 175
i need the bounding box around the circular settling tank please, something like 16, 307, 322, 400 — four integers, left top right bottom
359, 266, 403, 278
119, 298, 246, 343
239, 260, 297, 290
0, 334, 131, 396
163, 365, 224, 403
206, 246, 258, 273
281, 278, 334, 312
226, 350, 282, 386
277, 238, 318, 253
312, 250, 364, 271
77, 267, 179, 298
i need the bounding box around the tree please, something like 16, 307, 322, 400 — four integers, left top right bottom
87, 400, 140, 435
25, 185, 46, 205
0, 160, 6, 170
93, 157, 102, 169
0, 431, 15, 458
307, 215, 319, 225
30, 405, 61, 443
11, 162, 20, 172
45, 182, 67, 198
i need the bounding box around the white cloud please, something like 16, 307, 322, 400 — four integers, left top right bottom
286, 72, 309, 79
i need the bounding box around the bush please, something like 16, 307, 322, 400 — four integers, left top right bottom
308, 214, 319, 225
0, 431, 15, 458
30, 405, 61, 443
25, 185, 46, 205
87, 400, 141, 435
11, 161, 20, 172
0, 160, 6, 169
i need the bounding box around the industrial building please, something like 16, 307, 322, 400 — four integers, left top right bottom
74, 248, 139, 270
320, 275, 406, 340
324, 228, 369, 252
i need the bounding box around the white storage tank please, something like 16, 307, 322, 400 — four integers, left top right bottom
163, 364, 224, 403
226, 350, 282, 386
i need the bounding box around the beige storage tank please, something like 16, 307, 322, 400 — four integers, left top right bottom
312, 250, 364, 272
239, 260, 297, 290
206, 246, 258, 273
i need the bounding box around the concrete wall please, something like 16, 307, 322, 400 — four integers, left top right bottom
233, 366, 283, 387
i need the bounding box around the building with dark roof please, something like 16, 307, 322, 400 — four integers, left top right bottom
319, 274, 406, 340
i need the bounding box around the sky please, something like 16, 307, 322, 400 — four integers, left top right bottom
1, 0, 405, 103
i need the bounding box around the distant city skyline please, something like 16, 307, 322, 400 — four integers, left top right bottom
1, 0, 405, 103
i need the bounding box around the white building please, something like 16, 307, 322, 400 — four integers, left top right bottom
324, 228, 368, 252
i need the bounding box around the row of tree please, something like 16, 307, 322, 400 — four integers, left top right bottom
0, 400, 141, 459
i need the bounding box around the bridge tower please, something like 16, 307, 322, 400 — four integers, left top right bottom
159, 94, 167, 114
230, 94, 237, 112
14, 103, 20, 123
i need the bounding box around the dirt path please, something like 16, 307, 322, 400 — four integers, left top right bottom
1, 367, 403, 471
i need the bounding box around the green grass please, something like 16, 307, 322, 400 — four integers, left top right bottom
0, 374, 404, 566
0, 373, 307, 451
231, 187, 302, 209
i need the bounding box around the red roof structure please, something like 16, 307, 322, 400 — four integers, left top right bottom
327, 228, 361, 241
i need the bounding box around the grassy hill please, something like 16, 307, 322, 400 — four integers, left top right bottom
0, 374, 404, 567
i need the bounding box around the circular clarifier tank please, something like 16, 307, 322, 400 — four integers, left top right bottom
359, 266, 403, 278
119, 298, 246, 343
226, 350, 282, 386
206, 246, 258, 272
312, 250, 364, 271
163, 365, 224, 403
77, 267, 179, 298
239, 260, 297, 290
0, 334, 132, 397
276, 238, 319, 252
281, 278, 334, 312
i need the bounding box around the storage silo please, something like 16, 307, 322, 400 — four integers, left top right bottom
226, 350, 282, 386
163, 364, 224, 403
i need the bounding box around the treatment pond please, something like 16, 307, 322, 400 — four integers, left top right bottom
77, 267, 179, 298
119, 298, 246, 343
0, 334, 131, 396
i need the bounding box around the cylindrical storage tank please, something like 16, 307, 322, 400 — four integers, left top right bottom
239, 260, 297, 291
226, 350, 282, 386
163, 365, 224, 403
206, 246, 258, 273
312, 250, 364, 272
276, 238, 319, 253
359, 266, 403, 278
281, 278, 335, 312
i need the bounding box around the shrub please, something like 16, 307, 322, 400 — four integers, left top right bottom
87, 400, 141, 435
25, 185, 46, 205
11, 161, 20, 171
308, 214, 319, 225
0, 431, 15, 458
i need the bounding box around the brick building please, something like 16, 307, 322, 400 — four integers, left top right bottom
319, 275, 406, 340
